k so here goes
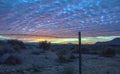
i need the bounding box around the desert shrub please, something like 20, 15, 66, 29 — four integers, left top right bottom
100, 48, 116, 57
57, 55, 68, 63
58, 65, 75, 74
57, 48, 75, 63
57, 53, 75, 63
7, 40, 26, 49
38, 41, 51, 50
13, 47, 21, 52
0, 47, 14, 57
32, 50, 45, 55
24, 64, 44, 73
5, 55, 22, 65
0, 40, 6, 45
0, 54, 22, 65
57, 49, 67, 55
57, 49, 67, 63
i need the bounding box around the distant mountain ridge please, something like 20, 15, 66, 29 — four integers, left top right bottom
95, 38, 120, 45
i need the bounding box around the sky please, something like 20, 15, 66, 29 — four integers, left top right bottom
0, 0, 120, 44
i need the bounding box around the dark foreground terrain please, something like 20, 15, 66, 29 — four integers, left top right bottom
0, 40, 120, 74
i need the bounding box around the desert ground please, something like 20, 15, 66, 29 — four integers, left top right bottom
0, 40, 120, 74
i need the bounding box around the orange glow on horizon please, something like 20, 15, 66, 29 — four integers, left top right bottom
2, 35, 120, 44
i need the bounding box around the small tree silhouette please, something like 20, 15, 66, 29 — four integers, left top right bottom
39, 41, 51, 50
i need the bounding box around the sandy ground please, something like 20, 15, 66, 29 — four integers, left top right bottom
82, 55, 120, 74
0, 48, 120, 74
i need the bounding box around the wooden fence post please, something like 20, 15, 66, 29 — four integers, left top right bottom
78, 32, 82, 74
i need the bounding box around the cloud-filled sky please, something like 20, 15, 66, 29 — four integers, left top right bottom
0, 0, 120, 44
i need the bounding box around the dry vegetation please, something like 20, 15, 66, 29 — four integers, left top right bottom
0, 40, 120, 74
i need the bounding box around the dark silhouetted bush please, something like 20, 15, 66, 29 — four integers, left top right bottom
3, 55, 22, 65
39, 41, 51, 50
7, 40, 26, 49
0, 47, 14, 57
0, 54, 22, 65
32, 50, 45, 55
57, 49, 67, 55
57, 53, 75, 63
57, 55, 68, 63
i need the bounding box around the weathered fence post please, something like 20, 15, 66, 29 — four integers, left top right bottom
78, 32, 82, 74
